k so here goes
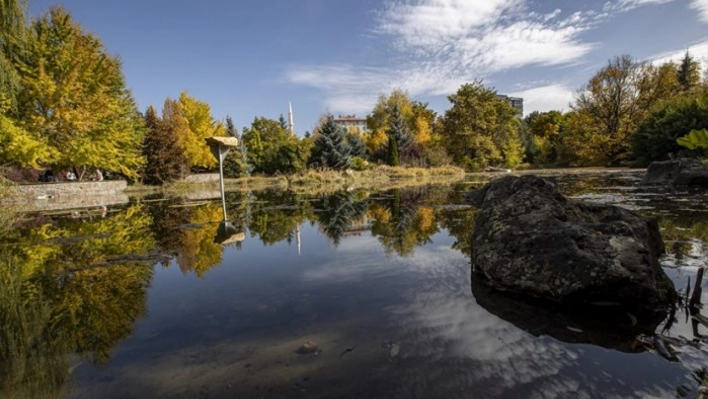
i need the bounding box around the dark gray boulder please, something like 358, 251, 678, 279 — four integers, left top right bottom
467, 175, 677, 311
643, 158, 708, 185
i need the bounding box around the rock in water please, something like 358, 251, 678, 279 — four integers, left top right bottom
467, 175, 676, 311
643, 158, 708, 185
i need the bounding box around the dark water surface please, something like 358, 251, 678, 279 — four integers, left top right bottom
1, 171, 707, 399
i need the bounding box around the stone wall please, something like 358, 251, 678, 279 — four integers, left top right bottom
2, 181, 129, 211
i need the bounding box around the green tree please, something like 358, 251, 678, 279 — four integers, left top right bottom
222, 115, 248, 178
13, 7, 145, 179
631, 91, 708, 163
386, 103, 409, 166
442, 81, 523, 170
142, 105, 187, 185
387, 134, 400, 166
526, 110, 565, 164
310, 114, 352, 170
677, 50, 701, 92
242, 117, 309, 174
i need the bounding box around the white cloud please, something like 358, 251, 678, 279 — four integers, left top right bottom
648, 39, 708, 67
509, 84, 576, 114
286, 0, 694, 114
690, 0, 708, 21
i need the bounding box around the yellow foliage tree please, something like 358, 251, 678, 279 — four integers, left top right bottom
176, 91, 226, 170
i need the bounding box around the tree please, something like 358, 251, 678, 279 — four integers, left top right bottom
386, 103, 409, 166
442, 81, 523, 170
631, 91, 708, 164
571, 55, 678, 165
142, 105, 187, 185
13, 7, 145, 179
677, 50, 700, 92
310, 114, 351, 170
526, 110, 565, 164
177, 91, 225, 170
0, 0, 26, 103
242, 117, 309, 174
222, 115, 249, 178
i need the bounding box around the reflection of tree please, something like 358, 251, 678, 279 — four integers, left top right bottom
369, 189, 439, 256
314, 191, 369, 246
0, 205, 156, 399
246, 190, 314, 246
437, 208, 477, 258
660, 219, 708, 260
150, 200, 226, 277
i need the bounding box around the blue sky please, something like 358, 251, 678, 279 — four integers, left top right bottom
29, 0, 708, 135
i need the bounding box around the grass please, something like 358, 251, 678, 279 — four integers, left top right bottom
122, 166, 467, 200
0, 176, 18, 231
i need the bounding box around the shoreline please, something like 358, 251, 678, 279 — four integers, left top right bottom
1, 166, 645, 213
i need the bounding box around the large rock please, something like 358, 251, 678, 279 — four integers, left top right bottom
467, 175, 676, 311
643, 158, 708, 185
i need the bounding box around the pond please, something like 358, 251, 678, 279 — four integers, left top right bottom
1, 171, 707, 399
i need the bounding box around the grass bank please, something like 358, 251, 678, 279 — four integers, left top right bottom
125, 166, 466, 197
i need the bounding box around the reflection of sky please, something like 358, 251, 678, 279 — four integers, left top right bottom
45, 175, 708, 398
61, 222, 691, 398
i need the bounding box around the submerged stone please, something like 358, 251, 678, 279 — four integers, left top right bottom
644, 158, 708, 185
467, 175, 677, 311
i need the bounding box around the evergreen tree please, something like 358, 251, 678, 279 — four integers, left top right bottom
387, 102, 413, 154
677, 50, 700, 92
310, 114, 352, 170
346, 133, 366, 158
142, 106, 187, 185
387, 134, 400, 166
225, 115, 237, 137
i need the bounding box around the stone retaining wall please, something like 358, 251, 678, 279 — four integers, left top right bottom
2, 181, 129, 211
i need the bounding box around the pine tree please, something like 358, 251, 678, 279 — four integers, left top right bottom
387, 134, 400, 166
143, 105, 187, 185
677, 50, 700, 92
310, 114, 352, 170
222, 115, 248, 178
386, 103, 409, 165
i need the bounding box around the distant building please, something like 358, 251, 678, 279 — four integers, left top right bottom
333, 114, 369, 134
497, 95, 523, 117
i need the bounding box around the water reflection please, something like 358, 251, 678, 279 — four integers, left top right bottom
0, 176, 707, 398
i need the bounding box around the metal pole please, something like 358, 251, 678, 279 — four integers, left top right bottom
218, 147, 227, 221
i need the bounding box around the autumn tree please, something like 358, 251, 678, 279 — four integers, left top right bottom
525, 110, 565, 164
0, 0, 26, 103
13, 7, 145, 179
310, 114, 352, 170
176, 91, 225, 170
570, 55, 680, 165
442, 81, 523, 170
142, 105, 187, 185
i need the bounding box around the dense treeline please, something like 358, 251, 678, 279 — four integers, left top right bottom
2, 4, 707, 185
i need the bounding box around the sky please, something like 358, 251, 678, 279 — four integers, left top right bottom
28, 0, 708, 135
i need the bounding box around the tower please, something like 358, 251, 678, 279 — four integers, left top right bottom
288, 101, 295, 136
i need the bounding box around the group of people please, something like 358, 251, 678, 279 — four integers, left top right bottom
39, 169, 104, 182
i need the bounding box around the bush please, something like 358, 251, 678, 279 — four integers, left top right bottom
631, 91, 708, 165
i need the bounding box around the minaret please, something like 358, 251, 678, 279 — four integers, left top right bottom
288, 101, 295, 136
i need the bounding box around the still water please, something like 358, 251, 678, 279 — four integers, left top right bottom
1, 171, 707, 399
